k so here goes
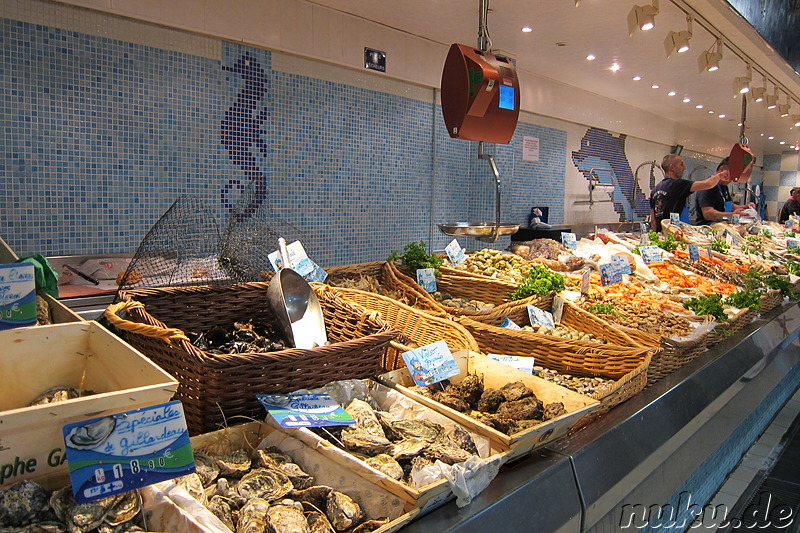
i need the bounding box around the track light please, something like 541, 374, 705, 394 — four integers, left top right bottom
779, 104, 790, 118
697, 39, 722, 73
732, 65, 751, 95
766, 89, 779, 109
792, 115, 800, 128
664, 15, 692, 57
749, 74, 767, 103
628, 0, 659, 36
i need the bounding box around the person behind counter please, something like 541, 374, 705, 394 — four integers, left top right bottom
778, 187, 800, 224
650, 154, 727, 232
694, 157, 754, 225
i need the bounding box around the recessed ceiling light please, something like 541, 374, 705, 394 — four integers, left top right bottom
651, 84, 660, 89
768, 136, 775, 140
668, 91, 676, 96
683, 97, 691, 103
632, 76, 642, 81
610, 63, 620, 71
738, 123, 743, 126
522, 26, 533, 33
780, 141, 786, 145
719, 114, 726, 118
696, 104, 703, 109
708, 110, 714, 114
586, 54, 596, 60
761, 133, 765, 136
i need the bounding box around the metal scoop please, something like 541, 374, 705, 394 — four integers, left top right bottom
267, 239, 327, 349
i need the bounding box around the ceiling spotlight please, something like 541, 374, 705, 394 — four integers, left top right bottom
664, 15, 692, 57
779, 104, 790, 118
750, 87, 766, 103
793, 115, 800, 127
732, 65, 751, 95
651, 84, 660, 89
719, 114, 726, 118
769, 136, 775, 140
780, 141, 786, 145
586, 54, 596, 60
683, 97, 691, 103
610, 63, 621, 71
522, 26, 533, 33
696, 104, 703, 109
668, 91, 676, 96
766, 90, 779, 109
628, 0, 659, 36
632, 75, 642, 81
697, 39, 723, 73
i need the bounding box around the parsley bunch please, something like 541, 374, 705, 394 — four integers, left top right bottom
509, 265, 565, 300
387, 241, 444, 276
683, 294, 726, 321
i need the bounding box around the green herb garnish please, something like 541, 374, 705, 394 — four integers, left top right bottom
711, 238, 729, 254
724, 289, 762, 311
509, 265, 565, 300
683, 293, 727, 321
387, 241, 444, 276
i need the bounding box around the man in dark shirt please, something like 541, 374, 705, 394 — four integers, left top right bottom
779, 187, 800, 223
694, 157, 753, 225
650, 154, 726, 232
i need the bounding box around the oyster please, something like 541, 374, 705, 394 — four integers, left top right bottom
290, 486, 333, 510
207, 477, 245, 508
543, 401, 567, 420
423, 443, 473, 465
430, 391, 469, 413
214, 449, 252, 477
459, 374, 484, 408
69, 494, 120, 531
65, 416, 116, 449
254, 447, 294, 467
306, 509, 335, 533
385, 420, 442, 443
449, 425, 479, 456
343, 399, 385, 438
340, 426, 390, 455
475, 414, 515, 434
236, 497, 270, 533
352, 518, 390, 533
387, 438, 429, 460
193, 451, 220, 486
266, 502, 310, 533
237, 468, 293, 501
173, 473, 207, 506
476, 389, 505, 413
49, 486, 75, 523
28, 386, 81, 406
206, 496, 235, 531
364, 454, 403, 480
104, 491, 141, 526
496, 396, 543, 421
499, 381, 534, 402
326, 491, 364, 531
15, 523, 67, 533
0, 480, 56, 527
277, 462, 315, 490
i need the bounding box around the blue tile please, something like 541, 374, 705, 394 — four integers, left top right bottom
763, 185, 779, 202
780, 171, 799, 186
762, 153, 782, 171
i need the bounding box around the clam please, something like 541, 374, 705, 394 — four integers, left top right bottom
266, 502, 310, 533
325, 491, 363, 531
236, 497, 270, 533
237, 468, 293, 501
64, 416, 116, 449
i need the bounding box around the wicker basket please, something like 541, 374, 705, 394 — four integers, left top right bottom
104, 282, 398, 435
325, 285, 480, 370
705, 307, 758, 347
760, 289, 784, 314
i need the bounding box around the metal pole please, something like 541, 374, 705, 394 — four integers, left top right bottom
478, 0, 489, 51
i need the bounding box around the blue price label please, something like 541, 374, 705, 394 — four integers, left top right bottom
258, 394, 355, 428
611, 254, 632, 275
416, 268, 437, 292
62, 401, 194, 504
599, 263, 623, 285
402, 340, 460, 387
445, 239, 466, 266
527, 304, 556, 327
561, 232, 577, 250
688, 244, 700, 261
669, 213, 680, 225
500, 317, 521, 330
640, 246, 663, 264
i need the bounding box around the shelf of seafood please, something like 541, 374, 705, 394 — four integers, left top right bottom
4, 216, 800, 532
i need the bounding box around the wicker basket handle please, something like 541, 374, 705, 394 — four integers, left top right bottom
104, 301, 190, 345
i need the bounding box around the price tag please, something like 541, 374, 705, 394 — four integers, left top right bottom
688, 244, 700, 261
611, 254, 632, 275
527, 304, 555, 327
723, 230, 734, 245
401, 340, 460, 387
705, 245, 714, 259
639, 222, 648, 235
500, 317, 521, 330
445, 239, 466, 266
561, 232, 577, 250
294, 257, 328, 283
580, 269, 591, 295
62, 401, 194, 504
0, 262, 36, 330
640, 246, 663, 264
786, 219, 795, 228
731, 214, 740, 224
640, 233, 650, 246
416, 268, 437, 292
257, 394, 355, 428
599, 262, 623, 285
787, 239, 798, 250
669, 212, 680, 225
487, 354, 535, 374
551, 295, 565, 325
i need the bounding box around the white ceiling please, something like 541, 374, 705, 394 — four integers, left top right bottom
311, 0, 800, 156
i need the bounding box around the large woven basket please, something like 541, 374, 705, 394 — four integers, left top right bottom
705, 307, 758, 347
324, 285, 480, 370
760, 289, 784, 314
105, 282, 398, 435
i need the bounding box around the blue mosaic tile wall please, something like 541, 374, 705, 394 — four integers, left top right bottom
0, 13, 569, 266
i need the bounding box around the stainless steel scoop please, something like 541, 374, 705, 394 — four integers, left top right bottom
267, 239, 327, 349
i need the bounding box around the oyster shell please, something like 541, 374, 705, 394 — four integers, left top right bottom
266, 502, 309, 533
207, 477, 245, 508
430, 391, 469, 413
173, 473, 208, 506
543, 401, 567, 420
476, 388, 504, 413
364, 454, 404, 480
236, 497, 270, 533
340, 426, 391, 456
449, 425, 478, 456
254, 448, 294, 468
69, 494, 120, 531
65, 416, 116, 449
387, 438, 429, 460
385, 419, 442, 443
496, 396, 543, 421
28, 386, 81, 406
277, 462, 315, 490
14, 522, 67, 533
193, 451, 221, 486
499, 381, 534, 402
306, 509, 334, 533
214, 449, 252, 477
290, 486, 333, 511
49, 486, 75, 523
459, 374, 484, 408
206, 495, 235, 531
343, 399, 385, 438
104, 491, 141, 526
0, 480, 56, 527
423, 442, 473, 465
326, 491, 363, 531
351, 518, 390, 533
237, 468, 293, 501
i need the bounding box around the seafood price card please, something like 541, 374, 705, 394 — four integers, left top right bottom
598, 262, 623, 286
487, 354, 535, 374
688, 244, 700, 261
62, 401, 194, 504
670, 213, 680, 225
401, 340, 460, 387
0, 262, 36, 330
787, 239, 799, 249
445, 239, 466, 265
294, 257, 328, 283
527, 304, 555, 327
257, 394, 355, 428
416, 268, 437, 292
611, 254, 632, 275
640, 246, 663, 264
732, 214, 740, 224
561, 232, 577, 250
500, 317, 522, 330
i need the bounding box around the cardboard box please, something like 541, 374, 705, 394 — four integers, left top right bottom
189, 421, 420, 533
378, 350, 601, 459
0, 321, 177, 489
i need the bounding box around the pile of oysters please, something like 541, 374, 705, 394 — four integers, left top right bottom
311, 399, 481, 486
28, 386, 97, 407
411, 375, 567, 435
0, 480, 143, 532
185, 320, 286, 355
187, 446, 388, 533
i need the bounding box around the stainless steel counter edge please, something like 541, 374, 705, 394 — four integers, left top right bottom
401, 302, 800, 532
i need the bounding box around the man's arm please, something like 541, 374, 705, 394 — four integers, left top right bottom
689, 170, 726, 192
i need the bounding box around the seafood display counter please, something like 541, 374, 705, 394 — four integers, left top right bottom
401, 301, 800, 533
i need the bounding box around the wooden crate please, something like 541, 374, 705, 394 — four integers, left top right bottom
270, 380, 507, 514
377, 350, 600, 459
0, 321, 177, 489
189, 421, 420, 533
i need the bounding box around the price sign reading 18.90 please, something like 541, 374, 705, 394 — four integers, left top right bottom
61, 401, 195, 503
